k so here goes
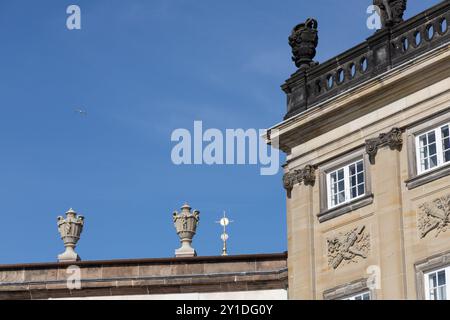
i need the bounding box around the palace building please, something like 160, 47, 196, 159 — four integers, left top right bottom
1, 1, 449, 301
265, 1, 450, 300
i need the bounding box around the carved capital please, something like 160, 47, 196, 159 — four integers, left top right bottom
365, 127, 403, 163
327, 226, 370, 269
283, 165, 316, 194
418, 195, 450, 239
301, 165, 316, 186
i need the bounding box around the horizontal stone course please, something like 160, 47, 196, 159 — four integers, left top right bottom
0, 253, 287, 300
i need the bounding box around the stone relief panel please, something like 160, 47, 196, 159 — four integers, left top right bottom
418, 195, 450, 239
327, 226, 370, 269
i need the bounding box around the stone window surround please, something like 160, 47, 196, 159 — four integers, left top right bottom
415, 250, 450, 300
406, 110, 450, 190
323, 277, 375, 300
318, 148, 373, 223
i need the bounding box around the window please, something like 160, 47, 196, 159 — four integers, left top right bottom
343, 291, 371, 300
424, 267, 450, 300
327, 160, 365, 209
416, 123, 450, 174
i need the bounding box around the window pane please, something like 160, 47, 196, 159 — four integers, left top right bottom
429, 143, 437, 156
438, 270, 446, 286
357, 172, 364, 183
418, 131, 438, 172
429, 273, 437, 289
357, 161, 363, 172
358, 184, 365, 196
428, 132, 436, 143
338, 191, 345, 203
430, 155, 438, 168
349, 164, 356, 175
439, 286, 447, 300
330, 172, 337, 183
442, 125, 450, 163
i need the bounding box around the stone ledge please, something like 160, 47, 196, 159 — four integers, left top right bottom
0, 254, 288, 300
406, 164, 450, 189
318, 194, 374, 223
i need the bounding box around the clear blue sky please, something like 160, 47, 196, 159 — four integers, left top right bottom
0, 1, 441, 263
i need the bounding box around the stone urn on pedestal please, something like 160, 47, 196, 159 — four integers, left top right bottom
173, 203, 200, 257
57, 208, 85, 262
289, 18, 319, 71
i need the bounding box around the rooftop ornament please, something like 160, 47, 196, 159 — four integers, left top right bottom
374, 0, 408, 29
279, 1, 448, 122
216, 211, 233, 256
173, 203, 200, 257
289, 18, 319, 71
57, 208, 84, 262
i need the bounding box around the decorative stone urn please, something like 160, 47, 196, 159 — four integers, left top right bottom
173, 203, 200, 257
57, 208, 85, 262
289, 18, 319, 71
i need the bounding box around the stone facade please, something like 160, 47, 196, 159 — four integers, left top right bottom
266, 2, 450, 299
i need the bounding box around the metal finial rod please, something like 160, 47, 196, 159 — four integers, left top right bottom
216, 211, 233, 256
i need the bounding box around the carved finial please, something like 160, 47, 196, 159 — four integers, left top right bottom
289, 18, 319, 71
374, 0, 407, 29
173, 203, 200, 257
57, 208, 84, 262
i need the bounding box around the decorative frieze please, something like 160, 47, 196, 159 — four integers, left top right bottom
283, 165, 316, 194
327, 226, 370, 269
365, 127, 403, 164
418, 195, 450, 239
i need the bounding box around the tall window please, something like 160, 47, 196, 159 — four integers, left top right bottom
416, 124, 450, 174
327, 160, 365, 209
343, 291, 371, 300
424, 267, 450, 300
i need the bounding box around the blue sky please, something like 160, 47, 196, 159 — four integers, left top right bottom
0, 0, 441, 263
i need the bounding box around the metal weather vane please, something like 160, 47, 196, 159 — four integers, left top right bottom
216, 211, 233, 256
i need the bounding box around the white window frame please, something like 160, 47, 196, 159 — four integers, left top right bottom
343, 291, 371, 300
424, 266, 450, 300
326, 159, 365, 209
415, 123, 450, 175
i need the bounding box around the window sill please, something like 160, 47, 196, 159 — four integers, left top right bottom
318, 194, 374, 223
406, 164, 450, 190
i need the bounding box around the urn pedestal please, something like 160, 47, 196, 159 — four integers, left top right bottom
57, 208, 84, 262
173, 204, 200, 258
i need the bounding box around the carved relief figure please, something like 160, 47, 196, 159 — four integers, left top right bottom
328, 226, 370, 269
289, 18, 319, 71
418, 195, 450, 239
373, 0, 407, 28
